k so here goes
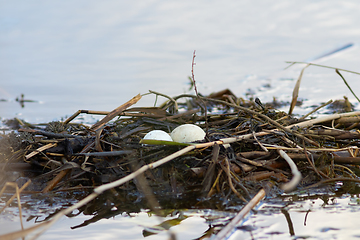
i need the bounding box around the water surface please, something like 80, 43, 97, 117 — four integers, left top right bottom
2, 1, 360, 239
1, 1, 360, 123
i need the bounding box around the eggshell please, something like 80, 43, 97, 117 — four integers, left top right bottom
170, 124, 206, 143
143, 130, 173, 141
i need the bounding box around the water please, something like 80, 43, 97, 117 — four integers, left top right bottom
229, 194, 360, 240
2, 192, 360, 240
2, 1, 360, 239
1, 1, 360, 123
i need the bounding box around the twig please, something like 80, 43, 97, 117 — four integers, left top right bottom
299, 99, 333, 120
74, 150, 133, 157
304, 177, 360, 190
285, 62, 360, 75
207, 169, 223, 198
303, 145, 328, 179
0, 180, 31, 240
333, 164, 357, 178
335, 69, 360, 103
278, 150, 302, 192
252, 131, 268, 152
25, 143, 57, 160
41, 169, 71, 193
90, 94, 141, 131
213, 184, 270, 240
191, 51, 199, 100
222, 158, 247, 202
190, 50, 209, 135
147, 90, 179, 112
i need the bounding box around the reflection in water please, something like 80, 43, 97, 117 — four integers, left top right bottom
303, 209, 311, 226
281, 208, 295, 236
3, 191, 360, 239
230, 193, 360, 240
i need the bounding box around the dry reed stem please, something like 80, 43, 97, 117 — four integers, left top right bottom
278, 150, 302, 192
202, 144, 220, 192
25, 143, 57, 160
41, 169, 70, 193
90, 94, 142, 131
285, 61, 360, 75
304, 177, 360, 190
188, 50, 209, 135
263, 145, 357, 152
0, 180, 31, 239
335, 69, 360, 103
213, 185, 269, 240
64, 110, 119, 124
222, 158, 247, 202
333, 164, 357, 178
0, 180, 31, 213
147, 90, 179, 112
299, 99, 333, 120
303, 146, 328, 179
207, 169, 223, 198
289, 64, 310, 115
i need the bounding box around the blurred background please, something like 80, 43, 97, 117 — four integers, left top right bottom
1, 0, 360, 123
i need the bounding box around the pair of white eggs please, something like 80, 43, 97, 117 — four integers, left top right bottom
143, 124, 206, 143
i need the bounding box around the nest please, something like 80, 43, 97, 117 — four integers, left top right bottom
2, 89, 360, 216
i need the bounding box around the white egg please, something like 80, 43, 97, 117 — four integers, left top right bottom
143, 130, 173, 141
170, 124, 206, 143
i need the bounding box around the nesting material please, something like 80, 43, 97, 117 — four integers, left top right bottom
170, 124, 206, 143
143, 130, 173, 141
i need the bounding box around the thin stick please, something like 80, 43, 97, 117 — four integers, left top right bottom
42, 170, 70, 193
335, 69, 360, 103
190, 50, 209, 135
90, 94, 142, 131
191, 51, 199, 100
222, 158, 247, 202
0, 180, 31, 214
285, 62, 360, 75
207, 169, 223, 197
0, 180, 31, 240
303, 146, 328, 179
63, 110, 112, 124
213, 186, 268, 240
304, 177, 360, 190
333, 164, 357, 178
252, 131, 268, 152
278, 150, 302, 192
147, 90, 178, 112
299, 99, 333, 120
25, 143, 57, 160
